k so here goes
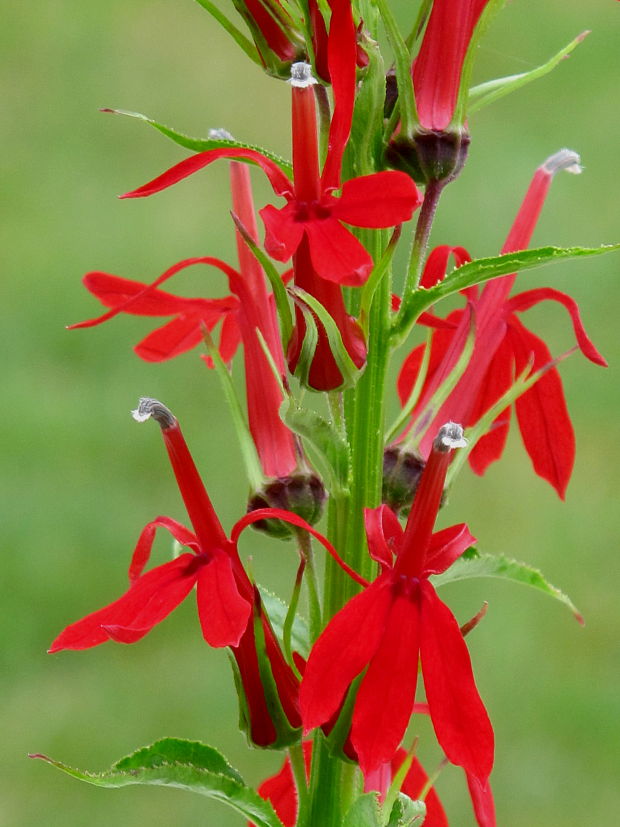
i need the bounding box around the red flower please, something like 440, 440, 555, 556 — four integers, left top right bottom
119, 0, 421, 389
397, 150, 606, 497
300, 424, 494, 782
71, 159, 298, 478
413, 0, 492, 131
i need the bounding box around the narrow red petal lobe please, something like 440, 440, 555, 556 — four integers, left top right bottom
82, 272, 189, 316
261, 202, 304, 262
300, 578, 393, 730
364, 505, 403, 570
49, 554, 200, 652
332, 172, 422, 228
467, 774, 497, 827
352, 588, 421, 774
134, 315, 204, 362
196, 552, 252, 647
121, 147, 293, 200
423, 523, 476, 576
420, 245, 471, 289
420, 580, 494, 784
304, 217, 372, 286
506, 286, 607, 366
128, 516, 199, 582
509, 317, 575, 498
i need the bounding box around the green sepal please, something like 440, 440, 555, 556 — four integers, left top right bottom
343, 792, 382, 827
279, 396, 350, 495
469, 31, 589, 115
323, 676, 360, 762
373, 0, 416, 136
30, 739, 285, 827
431, 547, 584, 624
386, 794, 427, 827
289, 287, 366, 391
258, 585, 310, 659
392, 244, 620, 344
101, 108, 294, 179
360, 226, 401, 336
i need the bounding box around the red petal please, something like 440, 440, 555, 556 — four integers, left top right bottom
506, 287, 607, 366
121, 147, 293, 200
413, 0, 490, 130
467, 332, 514, 475
320, 0, 357, 191
398, 754, 449, 827
352, 589, 421, 774
364, 505, 403, 570
82, 272, 191, 315
261, 202, 304, 262
128, 516, 199, 583
304, 217, 372, 286
134, 315, 204, 361
467, 774, 497, 827
423, 523, 476, 576
420, 580, 494, 784
508, 317, 575, 498
420, 245, 471, 289
300, 578, 393, 730
49, 554, 200, 652
332, 172, 422, 227
195, 551, 252, 647
252, 742, 312, 827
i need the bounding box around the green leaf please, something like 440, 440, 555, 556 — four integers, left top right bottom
431, 547, 584, 624
193, 0, 262, 66
258, 586, 310, 659
469, 31, 589, 114
393, 244, 620, 342
343, 792, 382, 827
280, 397, 350, 494
31, 739, 285, 827
387, 793, 426, 827
101, 108, 294, 179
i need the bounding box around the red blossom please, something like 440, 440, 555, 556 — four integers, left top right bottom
413, 0, 492, 131
397, 150, 606, 497
300, 424, 494, 782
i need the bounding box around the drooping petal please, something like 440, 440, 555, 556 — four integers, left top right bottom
134, 315, 205, 362
424, 523, 476, 576
121, 147, 294, 200
300, 577, 393, 730
49, 554, 200, 652
467, 774, 496, 827
195, 551, 252, 647
332, 172, 422, 228
364, 505, 403, 570
506, 286, 607, 366
420, 245, 471, 289
320, 0, 357, 192
467, 331, 514, 475
128, 516, 199, 583
216, 311, 242, 365
508, 317, 575, 498
260, 202, 305, 262
304, 217, 372, 286
352, 588, 421, 774
419, 580, 494, 784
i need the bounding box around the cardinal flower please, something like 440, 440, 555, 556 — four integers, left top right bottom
300, 423, 493, 781
119, 0, 421, 389
48, 398, 347, 746
397, 149, 606, 497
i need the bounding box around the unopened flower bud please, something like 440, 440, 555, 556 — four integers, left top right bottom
382, 446, 426, 514
248, 473, 327, 539
386, 128, 470, 185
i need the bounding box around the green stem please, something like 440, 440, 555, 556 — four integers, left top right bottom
392, 178, 445, 346
288, 741, 309, 823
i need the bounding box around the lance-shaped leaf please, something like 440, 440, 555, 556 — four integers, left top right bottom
101, 108, 293, 178
30, 739, 285, 827
431, 547, 583, 624
468, 32, 589, 114
392, 244, 620, 343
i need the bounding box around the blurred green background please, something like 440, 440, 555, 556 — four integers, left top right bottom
3, 1, 619, 824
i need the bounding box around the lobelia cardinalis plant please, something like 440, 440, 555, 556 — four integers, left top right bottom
33, 0, 618, 825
